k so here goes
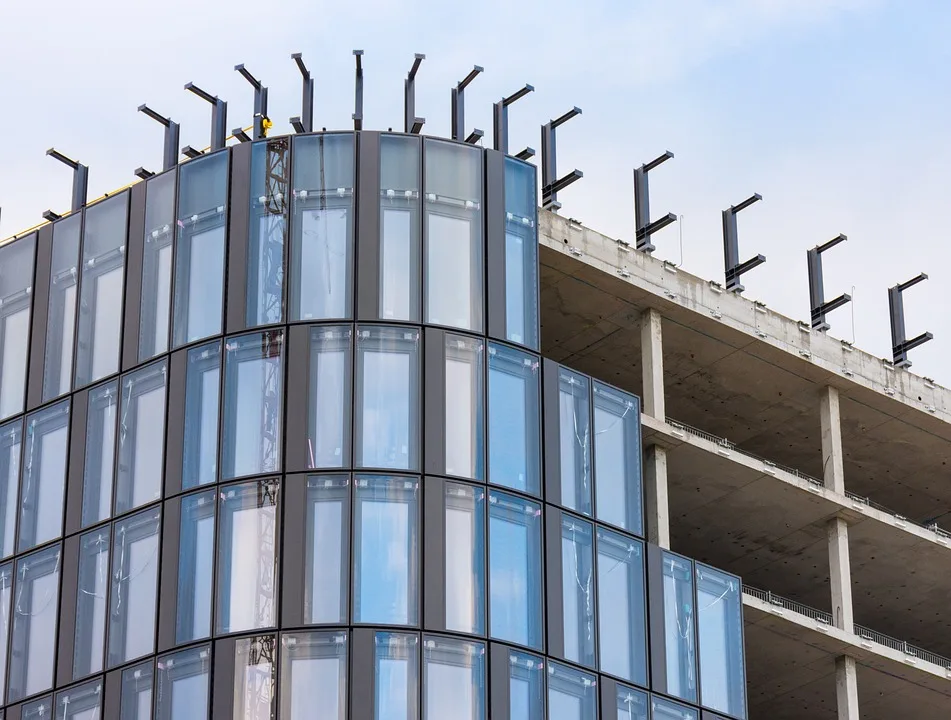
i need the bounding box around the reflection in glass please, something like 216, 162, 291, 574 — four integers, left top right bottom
353, 475, 418, 625
221, 331, 283, 480
307, 326, 351, 469
445, 335, 484, 480
176, 490, 215, 643
380, 135, 421, 321
109, 506, 161, 667
304, 475, 349, 625
120, 661, 154, 720
558, 368, 592, 516
0, 564, 13, 703
247, 139, 289, 326
75, 193, 127, 387
154, 645, 210, 720
615, 685, 649, 720
504, 158, 539, 349
488, 490, 542, 649
22, 697, 52, 720
82, 381, 118, 527
594, 382, 642, 534
375, 632, 418, 720
423, 636, 485, 720
661, 552, 698, 703
55, 678, 102, 719
0, 235, 35, 419
488, 344, 540, 495
0, 422, 22, 558
561, 515, 596, 667
234, 635, 276, 720
74, 528, 110, 678
115, 361, 166, 514
18, 401, 69, 551
597, 529, 647, 685
173, 151, 228, 347
508, 650, 544, 720
290, 134, 354, 321
139, 169, 176, 362
279, 631, 347, 720
43, 214, 81, 401
547, 661, 597, 720
697, 564, 746, 718
8, 544, 61, 701
444, 482, 485, 634
355, 326, 419, 471
651, 696, 698, 720
217, 479, 278, 634
183, 342, 220, 489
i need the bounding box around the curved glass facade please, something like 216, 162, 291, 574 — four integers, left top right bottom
0, 131, 745, 720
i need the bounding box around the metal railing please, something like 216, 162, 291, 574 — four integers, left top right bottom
742, 585, 832, 625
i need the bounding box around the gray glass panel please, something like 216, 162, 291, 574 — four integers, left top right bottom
375, 632, 418, 720
616, 685, 648, 720
0, 235, 35, 420
0, 421, 22, 559
9, 544, 61, 701
697, 564, 746, 719
0, 564, 13, 703
597, 529, 647, 686
43, 214, 81, 401
234, 635, 276, 720
154, 645, 210, 720
651, 696, 698, 720
120, 661, 154, 720
558, 368, 592, 516
22, 697, 52, 720
488, 344, 540, 495
547, 661, 597, 720
444, 482, 485, 635
307, 326, 351, 470
561, 515, 595, 668
503, 158, 539, 349
248, 139, 289, 327
594, 382, 642, 535
279, 631, 347, 720
139, 170, 176, 362
380, 134, 421, 322
508, 650, 544, 720
423, 636, 485, 720
74, 527, 110, 678
75, 194, 127, 387
81, 381, 118, 527
660, 552, 698, 704
183, 342, 220, 490
305, 475, 349, 625
55, 678, 102, 719
176, 490, 215, 644
18, 401, 69, 551
115, 361, 166, 514
445, 335, 484, 480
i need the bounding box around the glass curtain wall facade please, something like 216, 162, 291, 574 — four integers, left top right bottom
0, 131, 746, 720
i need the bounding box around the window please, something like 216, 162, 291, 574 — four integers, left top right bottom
176, 490, 215, 644
547, 662, 597, 720
221, 331, 283, 480
22, 697, 52, 720
81, 381, 119, 527
508, 650, 545, 720
115, 361, 166, 514
488, 344, 540, 495
304, 475, 349, 625
120, 661, 154, 720
247, 139, 289, 326
423, 636, 485, 720
597, 529, 647, 686
651, 696, 698, 720
74, 528, 110, 678
488, 490, 543, 650
18, 401, 69, 551
423, 139, 483, 332
0, 234, 35, 420
8, 544, 61, 702
55, 678, 102, 719
660, 553, 697, 704
355, 326, 420, 471
697, 564, 746, 718
560, 515, 595, 668
444, 482, 485, 635
558, 368, 592, 516
380, 134, 421, 321
0, 563, 13, 703
154, 645, 210, 720
279, 631, 347, 720
445, 335, 484, 480
234, 635, 276, 720
594, 382, 642, 535
43, 214, 81, 401
503, 157, 539, 349
290, 134, 354, 321
75, 193, 128, 387
353, 475, 418, 626
0, 421, 21, 558
307, 326, 351, 469
109, 506, 161, 667
182, 342, 220, 490
139, 169, 176, 362
172, 151, 228, 347
374, 632, 418, 720
616, 685, 649, 720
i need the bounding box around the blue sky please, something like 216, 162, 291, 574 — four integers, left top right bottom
1, 0, 949, 383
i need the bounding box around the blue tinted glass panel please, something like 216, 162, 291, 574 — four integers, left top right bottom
697, 564, 746, 718
183, 342, 220, 489
307, 326, 352, 469
82, 380, 118, 527
155, 646, 210, 720
597, 529, 647, 686
233, 635, 276, 720
74, 527, 110, 678
0, 235, 35, 420
8, 544, 61, 701
18, 401, 69, 551
139, 169, 176, 362
444, 482, 485, 634
503, 157, 539, 349
0, 421, 22, 559
561, 515, 595, 667
279, 631, 347, 720
0, 564, 11, 703
115, 361, 166, 514
558, 368, 592, 516
22, 697, 52, 720
616, 685, 648, 720
176, 491, 215, 643
248, 139, 289, 326
43, 215, 81, 401
651, 696, 698, 720
423, 636, 485, 720
55, 678, 102, 719
120, 661, 154, 720
488, 344, 540, 495
508, 650, 544, 720
444, 335, 484, 480
305, 475, 349, 625
547, 661, 598, 720
660, 552, 698, 703
375, 632, 419, 720
594, 382, 642, 535
380, 135, 421, 322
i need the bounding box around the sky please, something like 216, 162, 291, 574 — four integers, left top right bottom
1, 0, 949, 383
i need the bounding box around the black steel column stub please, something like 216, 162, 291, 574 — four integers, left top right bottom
633, 151, 677, 253
889, 273, 932, 368
493, 84, 534, 155
404, 54, 426, 134
722, 193, 765, 293
45, 148, 88, 214
137, 105, 180, 173
290, 53, 314, 134
234, 64, 269, 140
807, 234, 851, 331
541, 107, 583, 211
451, 65, 483, 142
353, 50, 364, 131
184, 81, 227, 152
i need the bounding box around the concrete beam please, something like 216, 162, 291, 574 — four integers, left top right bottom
836, 655, 860, 720
828, 517, 854, 633
641, 307, 665, 419
645, 445, 670, 549
821, 386, 845, 494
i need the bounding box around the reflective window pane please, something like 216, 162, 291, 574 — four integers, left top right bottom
307, 326, 352, 470
0, 421, 22, 558
290, 134, 354, 321
697, 564, 746, 718
116, 361, 166, 514
221, 331, 283, 480
616, 685, 649, 720
488, 344, 540, 495
9, 544, 61, 701
508, 650, 544, 720
183, 342, 220, 489
0, 235, 35, 420
353, 475, 418, 625
109, 506, 161, 666
423, 636, 485, 720
305, 475, 349, 625
424, 139, 483, 332
120, 661, 154, 720
597, 529, 647, 686
154, 645, 210, 720
445, 335, 484, 480
234, 635, 276, 720
22, 697, 52, 720
444, 482, 485, 635
488, 490, 543, 649
173, 151, 228, 347
81, 381, 118, 527
279, 631, 347, 720
355, 326, 420, 471
43, 214, 81, 401
0, 564, 13, 703
660, 552, 698, 703
74, 528, 110, 678
547, 662, 597, 720
558, 368, 592, 516
504, 158, 539, 349
651, 696, 698, 720
75, 193, 127, 387
247, 139, 289, 326
55, 678, 102, 720
176, 490, 215, 643
561, 515, 595, 667
18, 401, 69, 551
139, 169, 176, 362
594, 382, 642, 535
380, 135, 421, 322
375, 632, 418, 720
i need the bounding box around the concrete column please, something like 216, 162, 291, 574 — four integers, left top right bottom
820, 385, 845, 494
640, 308, 665, 420
645, 445, 670, 549
828, 516, 854, 632
641, 307, 670, 548
835, 654, 860, 720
